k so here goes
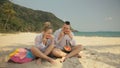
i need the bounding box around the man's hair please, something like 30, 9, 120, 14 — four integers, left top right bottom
64, 21, 70, 25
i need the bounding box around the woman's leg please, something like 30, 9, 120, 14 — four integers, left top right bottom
60, 45, 83, 62
52, 48, 67, 58
34, 45, 54, 64
36, 58, 42, 64
31, 46, 55, 64
44, 45, 54, 55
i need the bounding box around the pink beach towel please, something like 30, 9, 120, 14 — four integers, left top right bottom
9, 48, 34, 63
14, 48, 27, 59
11, 56, 32, 63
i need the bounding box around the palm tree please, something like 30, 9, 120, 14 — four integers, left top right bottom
2, 2, 16, 30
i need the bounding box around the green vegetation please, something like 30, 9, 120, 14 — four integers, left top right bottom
0, 0, 64, 33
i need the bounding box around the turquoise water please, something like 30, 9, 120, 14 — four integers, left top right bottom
73, 32, 120, 37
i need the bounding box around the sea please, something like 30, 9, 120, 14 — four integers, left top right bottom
73, 31, 120, 37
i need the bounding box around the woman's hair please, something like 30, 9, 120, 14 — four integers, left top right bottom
42, 22, 52, 32
44, 22, 51, 27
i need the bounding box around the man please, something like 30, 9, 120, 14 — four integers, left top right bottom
52, 21, 82, 62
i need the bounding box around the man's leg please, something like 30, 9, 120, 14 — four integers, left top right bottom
60, 45, 82, 62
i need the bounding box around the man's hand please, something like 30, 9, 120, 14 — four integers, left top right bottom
67, 30, 73, 39
58, 31, 65, 40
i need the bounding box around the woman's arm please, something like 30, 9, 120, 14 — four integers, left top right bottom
35, 35, 46, 49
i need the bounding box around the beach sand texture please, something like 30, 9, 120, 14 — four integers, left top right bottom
0, 33, 120, 68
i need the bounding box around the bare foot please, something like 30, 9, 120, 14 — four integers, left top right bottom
74, 54, 82, 58
36, 58, 41, 64
60, 57, 66, 63
50, 59, 56, 64
48, 58, 56, 64
78, 54, 82, 58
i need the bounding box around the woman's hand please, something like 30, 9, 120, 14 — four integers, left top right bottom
49, 35, 54, 44
42, 34, 47, 45
49, 35, 54, 40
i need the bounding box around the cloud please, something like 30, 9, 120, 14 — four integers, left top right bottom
105, 16, 113, 21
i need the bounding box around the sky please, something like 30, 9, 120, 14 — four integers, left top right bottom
11, 0, 120, 32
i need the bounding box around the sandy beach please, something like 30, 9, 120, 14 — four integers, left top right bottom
0, 33, 120, 68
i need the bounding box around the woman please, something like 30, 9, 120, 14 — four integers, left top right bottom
31, 22, 55, 64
